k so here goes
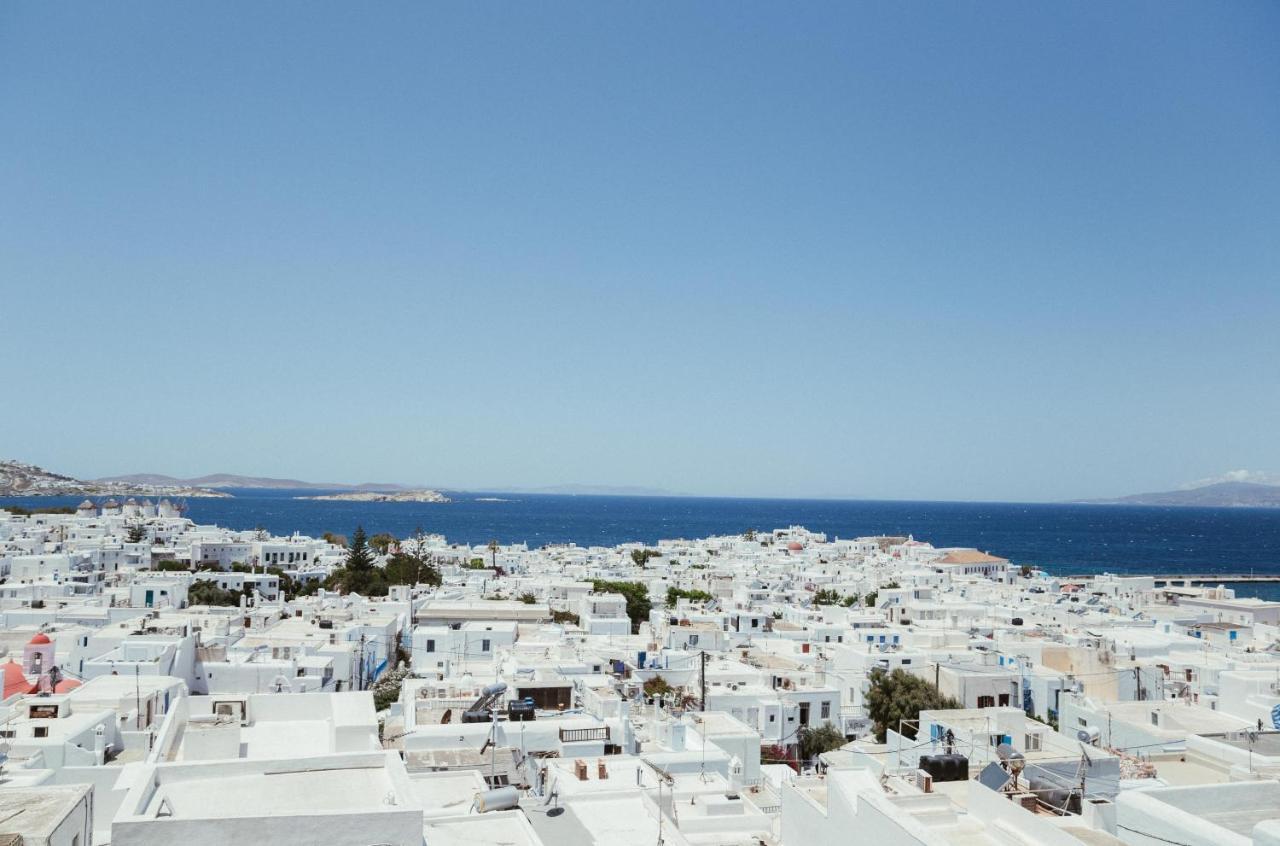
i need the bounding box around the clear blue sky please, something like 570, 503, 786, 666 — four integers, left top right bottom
2, 2, 1277, 501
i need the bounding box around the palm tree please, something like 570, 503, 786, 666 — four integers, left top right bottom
488, 539, 499, 569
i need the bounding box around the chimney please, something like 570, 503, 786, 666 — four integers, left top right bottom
575, 759, 588, 781
598, 760, 608, 779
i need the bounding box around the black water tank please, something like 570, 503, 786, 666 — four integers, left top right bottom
918, 753, 969, 783
508, 701, 536, 721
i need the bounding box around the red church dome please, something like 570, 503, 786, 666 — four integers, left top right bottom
28, 633, 52, 646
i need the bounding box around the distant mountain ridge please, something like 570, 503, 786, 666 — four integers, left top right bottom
1, 459, 227, 498
1078, 481, 1280, 508
94, 473, 413, 492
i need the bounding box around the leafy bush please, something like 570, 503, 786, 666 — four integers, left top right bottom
643, 675, 674, 698
372, 667, 409, 712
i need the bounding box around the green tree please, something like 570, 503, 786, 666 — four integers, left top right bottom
518, 592, 538, 604
798, 722, 847, 761
322, 531, 348, 548
488, 539, 500, 568
812, 588, 843, 606
631, 549, 660, 567
666, 586, 713, 606
2, 505, 75, 516
369, 533, 398, 554
863, 591, 878, 608
188, 580, 242, 607
550, 610, 580, 626
331, 527, 388, 595
125, 522, 147, 544
347, 527, 374, 570
384, 550, 442, 587
864, 668, 962, 742
591, 580, 651, 633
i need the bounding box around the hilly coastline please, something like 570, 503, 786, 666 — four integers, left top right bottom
95, 472, 413, 492
1078, 480, 1280, 508
1, 460, 228, 498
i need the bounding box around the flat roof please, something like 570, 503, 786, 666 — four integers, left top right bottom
0, 784, 89, 838
144, 762, 396, 818
423, 810, 541, 846
407, 770, 486, 817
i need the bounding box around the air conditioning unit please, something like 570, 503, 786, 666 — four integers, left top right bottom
915, 769, 933, 793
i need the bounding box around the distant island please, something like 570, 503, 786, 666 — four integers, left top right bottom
94, 472, 414, 492
295, 490, 451, 503
491, 483, 682, 497
1, 459, 229, 498
1077, 481, 1280, 508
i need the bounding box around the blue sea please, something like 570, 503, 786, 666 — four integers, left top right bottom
5, 490, 1280, 598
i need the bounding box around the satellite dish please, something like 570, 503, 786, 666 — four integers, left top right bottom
996, 742, 1015, 761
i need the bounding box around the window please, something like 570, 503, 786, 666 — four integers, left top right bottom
481, 639, 491, 652
820, 701, 831, 719
33, 726, 48, 738
977, 695, 995, 709
426, 639, 435, 653
751, 619, 759, 628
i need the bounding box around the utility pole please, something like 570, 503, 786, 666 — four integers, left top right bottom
358, 634, 367, 691
700, 651, 707, 712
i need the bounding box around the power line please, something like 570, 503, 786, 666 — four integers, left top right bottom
1115, 824, 1193, 846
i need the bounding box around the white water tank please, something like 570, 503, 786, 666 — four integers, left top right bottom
475, 787, 520, 813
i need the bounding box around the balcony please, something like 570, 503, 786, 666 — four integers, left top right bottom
559, 726, 610, 743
